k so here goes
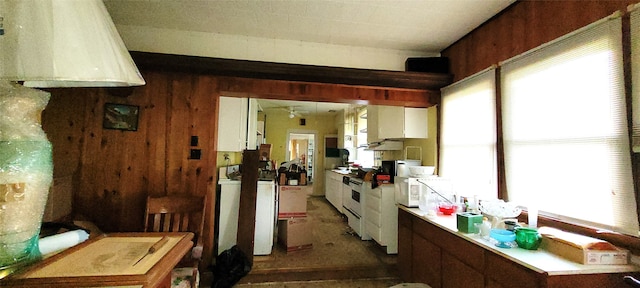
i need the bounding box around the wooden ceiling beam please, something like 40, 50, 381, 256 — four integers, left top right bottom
130, 51, 453, 91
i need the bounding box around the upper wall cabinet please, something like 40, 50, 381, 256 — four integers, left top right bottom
247, 98, 259, 150
367, 105, 428, 143
218, 97, 259, 152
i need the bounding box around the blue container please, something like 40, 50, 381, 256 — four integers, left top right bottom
490, 229, 516, 242
489, 229, 517, 248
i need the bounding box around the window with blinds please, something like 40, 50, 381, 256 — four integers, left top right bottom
631, 5, 640, 152
500, 14, 638, 236
440, 68, 497, 201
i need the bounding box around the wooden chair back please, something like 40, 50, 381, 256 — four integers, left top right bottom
144, 195, 205, 288
144, 195, 205, 244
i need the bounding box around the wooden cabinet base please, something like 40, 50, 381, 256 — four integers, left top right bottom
397, 208, 638, 288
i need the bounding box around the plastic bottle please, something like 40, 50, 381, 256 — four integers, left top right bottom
457, 196, 466, 213
480, 217, 492, 238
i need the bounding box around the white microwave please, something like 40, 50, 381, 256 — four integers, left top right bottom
394, 176, 453, 208
394, 176, 423, 207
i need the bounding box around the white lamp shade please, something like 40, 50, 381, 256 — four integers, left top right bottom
0, 0, 145, 88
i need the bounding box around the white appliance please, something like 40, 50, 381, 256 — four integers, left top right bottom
341, 176, 351, 215
394, 176, 453, 208
217, 179, 276, 255
380, 159, 421, 182
394, 176, 422, 207
343, 177, 371, 240
254, 181, 277, 255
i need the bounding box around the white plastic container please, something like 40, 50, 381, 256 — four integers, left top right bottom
408, 166, 435, 178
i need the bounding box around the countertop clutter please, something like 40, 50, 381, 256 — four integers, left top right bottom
398, 205, 639, 288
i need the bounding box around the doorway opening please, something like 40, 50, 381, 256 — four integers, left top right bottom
286, 130, 316, 184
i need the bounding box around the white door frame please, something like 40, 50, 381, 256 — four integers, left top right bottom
286, 129, 317, 181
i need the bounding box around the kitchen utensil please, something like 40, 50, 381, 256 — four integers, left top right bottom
408, 166, 435, 178
133, 236, 169, 266
504, 220, 520, 231
515, 227, 541, 250
438, 203, 457, 215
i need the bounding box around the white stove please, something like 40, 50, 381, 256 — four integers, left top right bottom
343, 177, 370, 240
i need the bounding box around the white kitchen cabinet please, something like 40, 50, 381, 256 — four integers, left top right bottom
247, 98, 259, 150
217, 179, 276, 255
403, 107, 428, 138
217, 97, 259, 152
367, 105, 381, 143
324, 171, 335, 209
324, 170, 344, 213
367, 105, 428, 143
364, 184, 397, 254
256, 120, 265, 148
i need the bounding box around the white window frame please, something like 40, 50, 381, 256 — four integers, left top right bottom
500, 13, 638, 236
440, 67, 498, 201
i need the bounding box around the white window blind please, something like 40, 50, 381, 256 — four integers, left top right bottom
501, 14, 638, 236
440, 67, 497, 200
631, 5, 640, 152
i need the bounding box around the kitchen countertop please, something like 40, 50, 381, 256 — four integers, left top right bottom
329, 169, 351, 175
218, 178, 275, 184
399, 205, 639, 276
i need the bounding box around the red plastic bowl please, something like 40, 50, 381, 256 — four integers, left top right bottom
438, 204, 457, 215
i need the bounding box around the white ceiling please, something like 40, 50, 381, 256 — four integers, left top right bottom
103, 0, 515, 114
257, 98, 352, 117
104, 0, 515, 53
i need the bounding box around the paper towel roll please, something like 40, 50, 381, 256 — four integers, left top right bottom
38, 229, 90, 255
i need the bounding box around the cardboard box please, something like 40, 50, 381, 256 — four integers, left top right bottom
278, 185, 311, 219
278, 218, 313, 252
539, 227, 629, 265
259, 144, 271, 161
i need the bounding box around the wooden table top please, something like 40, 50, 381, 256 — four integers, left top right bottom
2, 232, 194, 288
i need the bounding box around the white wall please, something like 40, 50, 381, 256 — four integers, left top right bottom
116, 25, 438, 71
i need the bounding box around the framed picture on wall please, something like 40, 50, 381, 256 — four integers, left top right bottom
102, 103, 139, 131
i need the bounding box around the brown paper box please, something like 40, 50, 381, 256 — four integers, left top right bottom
259, 144, 272, 161
539, 228, 629, 265
277, 218, 313, 252
278, 185, 310, 219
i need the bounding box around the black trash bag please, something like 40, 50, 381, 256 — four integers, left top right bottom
211, 245, 252, 288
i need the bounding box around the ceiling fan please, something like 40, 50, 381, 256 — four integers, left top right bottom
266, 106, 309, 118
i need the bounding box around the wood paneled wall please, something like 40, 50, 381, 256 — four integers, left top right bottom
44, 70, 219, 266
42, 69, 434, 267
442, 0, 637, 82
